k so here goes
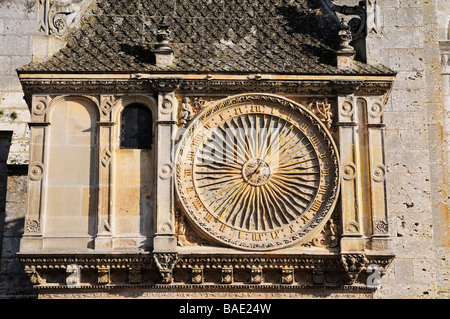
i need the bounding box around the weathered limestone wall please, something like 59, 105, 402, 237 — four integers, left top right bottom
0, 0, 449, 299
0, 0, 35, 298
437, 0, 450, 298
0, 168, 35, 298
0, 0, 33, 165
356, 0, 449, 298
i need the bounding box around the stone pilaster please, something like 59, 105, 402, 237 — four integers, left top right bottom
152, 78, 182, 253
95, 95, 115, 250
334, 81, 365, 252
365, 97, 391, 251
20, 95, 51, 251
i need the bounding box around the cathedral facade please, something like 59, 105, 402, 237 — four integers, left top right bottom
0, 0, 448, 299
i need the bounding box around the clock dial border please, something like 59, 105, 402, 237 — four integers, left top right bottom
175, 94, 340, 251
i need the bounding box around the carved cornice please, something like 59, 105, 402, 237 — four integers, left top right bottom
18, 252, 394, 290
19, 77, 395, 111
19, 78, 395, 94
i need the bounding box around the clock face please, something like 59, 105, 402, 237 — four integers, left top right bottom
175, 94, 339, 251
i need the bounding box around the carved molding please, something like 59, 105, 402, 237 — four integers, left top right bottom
20, 79, 395, 112
148, 78, 183, 92
18, 253, 393, 289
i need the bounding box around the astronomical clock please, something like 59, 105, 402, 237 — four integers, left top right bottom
175, 94, 340, 251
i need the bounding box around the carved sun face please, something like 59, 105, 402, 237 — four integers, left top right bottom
175, 95, 339, 251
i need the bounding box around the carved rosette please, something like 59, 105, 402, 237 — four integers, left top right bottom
25, 218, 41, 233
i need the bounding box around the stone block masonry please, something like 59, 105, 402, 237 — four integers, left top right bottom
355, 0, 449, 298
0, 0, 34, 165
0, 0, 36, 298
0, 0, 449, 299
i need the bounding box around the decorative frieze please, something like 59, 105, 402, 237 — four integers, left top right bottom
18, 253, 393, 289
19, 78, 395, 112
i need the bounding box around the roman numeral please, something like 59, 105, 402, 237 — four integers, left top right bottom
204, 212, 214, 223
252, 233, 263, 241
310, 199, 323, 212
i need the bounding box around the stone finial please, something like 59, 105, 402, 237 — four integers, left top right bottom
336, 18, 356, 70
154, 18, 174, 67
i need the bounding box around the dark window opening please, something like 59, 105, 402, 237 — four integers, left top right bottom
120, 104, 152, 149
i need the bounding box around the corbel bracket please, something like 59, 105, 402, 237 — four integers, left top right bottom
153, 253, 178, 284
340, 253, 369, 285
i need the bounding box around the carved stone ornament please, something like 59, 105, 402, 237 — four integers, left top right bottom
100, 95, 115, 116
303, 214, 340, 248
66, 264, 81, 288
373, 219, 389, 235
179, 97, 193, 125
47, 0, 84, 38
32, 96, 51, 116
25, 218, 41, 233
175, 94, 340, 251
97, 266, 111, 285
24, 266, 45, 286
340, 254, 369, 284
17, 253, 394, 289
153, 253, 178, 283
308, 100, 333, 130
29, 162, 45, 181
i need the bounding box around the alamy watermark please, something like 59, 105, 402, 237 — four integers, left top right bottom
366, 264, 382, 288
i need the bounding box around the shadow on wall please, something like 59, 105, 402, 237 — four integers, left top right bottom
0, 131, 35, 297
0, 131, 13, 266
275, 3, 340, 66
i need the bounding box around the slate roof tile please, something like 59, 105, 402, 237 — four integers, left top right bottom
19, 0, 395, 75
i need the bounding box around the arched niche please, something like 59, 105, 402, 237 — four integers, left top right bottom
43, 97, 98, 248
111, 96, 156, 249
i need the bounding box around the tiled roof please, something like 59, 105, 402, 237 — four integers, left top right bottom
18, 0, 395, 75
